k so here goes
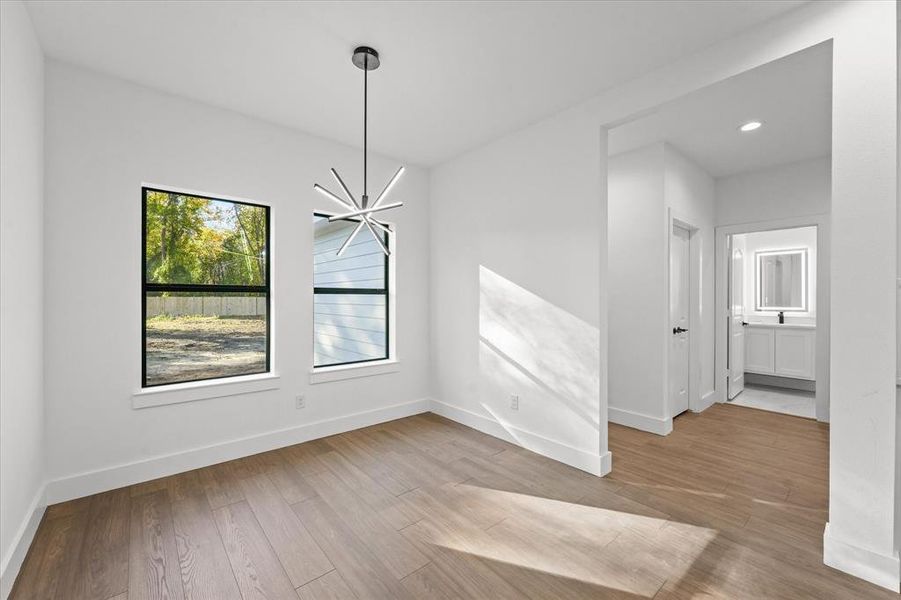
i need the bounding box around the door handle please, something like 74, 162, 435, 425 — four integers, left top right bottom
672, 327, 688, 334
741, 321, 749, 326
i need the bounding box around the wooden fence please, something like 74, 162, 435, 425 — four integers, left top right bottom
146, 296, 267, 317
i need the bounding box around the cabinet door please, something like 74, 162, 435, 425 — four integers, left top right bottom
744, 327, 775, 374
774, 329, 816, 380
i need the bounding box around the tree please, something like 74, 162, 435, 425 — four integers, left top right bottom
145, 191, 267, 286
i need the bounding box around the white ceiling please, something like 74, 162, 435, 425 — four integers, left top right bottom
25, 1, 806, 166
609, 41, 832, 178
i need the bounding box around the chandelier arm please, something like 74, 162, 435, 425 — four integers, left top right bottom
328, 202, 403, 221
373, 166, 406, 207
336, 221, 367, 256
363, 217, 390, 256
367, 219, 391, 234
330, 168, 359, 207
313, 184, 354, 210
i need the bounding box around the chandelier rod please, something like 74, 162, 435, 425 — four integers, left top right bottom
363, 54, 368, 204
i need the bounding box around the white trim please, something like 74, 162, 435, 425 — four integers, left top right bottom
310, 359, 400, 384
430, 399, 610, 476
0, 484, 46, 600
608, 406, 673, 436
714, 214, 830, 422
141, 182, 269, 208
823, 523, 900, 592
45, 398, 428, 504
310, 210, 396, 374
667, 208, 703, 416
139, 182, 278, 400
132, 373, 280, 409
695, 390, 717, 413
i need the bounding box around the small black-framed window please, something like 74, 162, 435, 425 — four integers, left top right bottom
313, 213, 389, 368
142, 187, 270, 387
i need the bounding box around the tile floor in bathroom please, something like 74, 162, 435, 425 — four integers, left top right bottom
728, 383, 816, 419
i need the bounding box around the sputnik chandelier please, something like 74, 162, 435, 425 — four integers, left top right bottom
314, 46, 404, 257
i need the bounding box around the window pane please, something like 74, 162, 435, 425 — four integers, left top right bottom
145, 190, 268, 286
314, 215, 385, 289
314, 294, 386, 366
145, 292, 267, 386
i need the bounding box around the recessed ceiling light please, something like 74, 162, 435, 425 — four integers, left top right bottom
739, 121, 762, 132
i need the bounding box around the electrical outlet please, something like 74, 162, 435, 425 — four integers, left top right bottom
510, 394, 519, 410
296, 395, 306, 409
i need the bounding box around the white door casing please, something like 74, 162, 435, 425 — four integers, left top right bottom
669, 225, 690, 417
728, 241, 745, 399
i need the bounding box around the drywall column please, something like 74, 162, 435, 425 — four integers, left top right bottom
0, 1, 45, 596
607, 144, 667, 433
598, 128, 610, 465
824, 1, 900, 591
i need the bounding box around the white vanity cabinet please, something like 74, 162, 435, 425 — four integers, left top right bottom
744, 324, 816, 380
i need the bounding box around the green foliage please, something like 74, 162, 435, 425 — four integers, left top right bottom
145, 191, 267, 286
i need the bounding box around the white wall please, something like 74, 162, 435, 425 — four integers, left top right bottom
6, 0, 898, 593
42, 62, 431, 500
715, 158, 831, 421
429, 105, 608, 475
826, 3, 897, 587
607, 143, 715, 433
0, 1, 45, 596
737, 226, 818, 324
664, 144, 716, 408
607, 145, 667, 429
431, 0, 897, 589
716, 156, 830, 226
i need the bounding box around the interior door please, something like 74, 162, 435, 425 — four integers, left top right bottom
728, 239, 745, 399
669, 225, 690, 417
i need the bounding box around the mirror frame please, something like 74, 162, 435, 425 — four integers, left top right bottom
754, 248, 808, 312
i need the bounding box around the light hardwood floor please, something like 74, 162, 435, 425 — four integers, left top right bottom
10, 404, 897, 599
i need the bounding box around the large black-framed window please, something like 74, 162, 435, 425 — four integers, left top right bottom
142, 187, 270, 387
313, 212, 389, 368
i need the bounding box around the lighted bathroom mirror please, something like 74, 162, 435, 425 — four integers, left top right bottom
755, 248, 807, 311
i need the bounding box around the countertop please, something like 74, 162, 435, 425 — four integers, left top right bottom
745, 322, 816, 330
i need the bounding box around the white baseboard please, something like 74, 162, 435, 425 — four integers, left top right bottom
1, 484, 46, 600
430, 399, 610, 476
694, 390, 717, 413
745, 373, 815, 392
45, 398, 429, 505
823, 523, 900, 592
608, 406, 673, 436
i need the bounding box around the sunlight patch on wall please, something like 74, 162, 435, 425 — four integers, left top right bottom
478, 265, 600, 448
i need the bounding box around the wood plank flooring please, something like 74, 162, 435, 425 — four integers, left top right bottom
10, 404, 897, 599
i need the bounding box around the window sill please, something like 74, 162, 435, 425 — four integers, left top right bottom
310, 360, 400, 385
132, 373, 280, 409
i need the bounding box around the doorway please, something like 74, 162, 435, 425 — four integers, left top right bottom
669, 224, 691, 417
717, 222, 828, 421
727, 235, 745, 399
666, 218, 701, 420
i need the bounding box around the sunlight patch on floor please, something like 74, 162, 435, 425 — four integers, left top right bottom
421, 483, 718, 597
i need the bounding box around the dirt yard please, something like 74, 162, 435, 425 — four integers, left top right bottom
145, 315, 266, 386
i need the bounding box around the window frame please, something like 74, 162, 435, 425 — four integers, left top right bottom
141, 186, 272, 388
312, 211, 390, 369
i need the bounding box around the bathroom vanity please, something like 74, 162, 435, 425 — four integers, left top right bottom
744, 323, 816, 381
